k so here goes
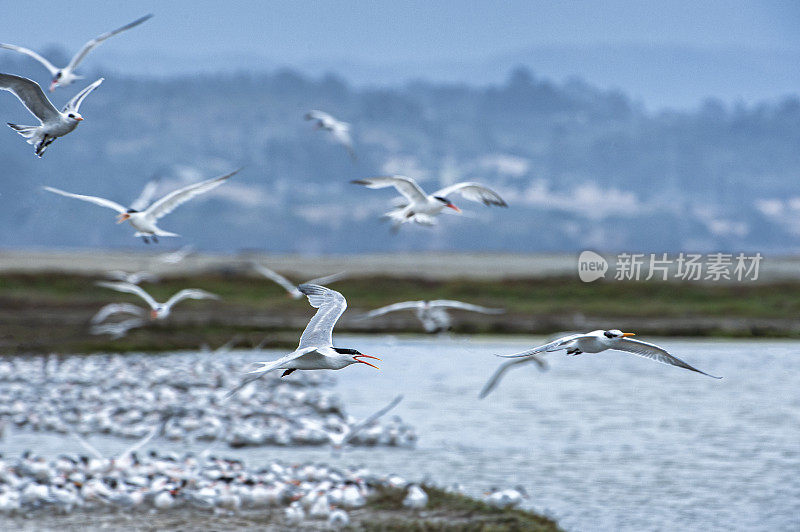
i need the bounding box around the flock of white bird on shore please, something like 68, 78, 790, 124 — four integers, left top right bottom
0, 13, 723, 523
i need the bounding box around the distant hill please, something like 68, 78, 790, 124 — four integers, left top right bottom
0, 52, 798, 254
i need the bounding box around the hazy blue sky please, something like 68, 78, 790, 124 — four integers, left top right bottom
2, 1, 799, 108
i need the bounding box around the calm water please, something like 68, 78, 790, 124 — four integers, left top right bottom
8, 336, 800, 531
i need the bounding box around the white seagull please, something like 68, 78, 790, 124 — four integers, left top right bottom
226, 284, 380, 398
481, 330, 721, 397
1, 14, 153, 91
43, 169, 239, 243
305, 110, 356, 159
351, 175, 507, 229
358, 300, 505, 333
252, 262, 346, 299
96, 281, 219, 320
0, 73, 102, 157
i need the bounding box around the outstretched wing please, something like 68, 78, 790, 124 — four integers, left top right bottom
428, 300, 505, 314
357, 301, 423, 320
130, 177, 161, 211
479, 356, 548, 399
145, 169, 239, 220
497, 334, 587, 358
164, 289, 219, 310
344, 395, 403, 444
252, 263, 300, 296
306, 271, 347, 286
63, 78, 103, 113
67, 14, 154, 70
615, 338, 722, 378
433, 182, 507, 207
0, 73, 59, 123
43, 186, 127, 213
351, 176, 428, 204
0, 44, 59, 74
297, 284, 347, 348
90, 302, 145, 324
95, 281, 159, 310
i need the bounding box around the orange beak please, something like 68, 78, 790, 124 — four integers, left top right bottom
354, 354, 381, 369
622, 332, 636, 337
150, 310, 158, 320
116, 213, 130, 224
75, 117, 83, 121
49, 81, 57, 92
447, 203, 461, 212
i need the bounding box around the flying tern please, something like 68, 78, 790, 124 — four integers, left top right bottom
43, 169, 239, 243
358, 300, 505, 333
481, 330, 721, 397
1, 14, 153, 91
226, 284, 380, 398
96, 281, 219, 320
305, 110, 355, 159
351, 175, 507, 229
252, 262, 346, 299
0, 73, 102, 157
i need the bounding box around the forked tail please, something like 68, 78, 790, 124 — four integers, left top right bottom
7, 123, 38, 139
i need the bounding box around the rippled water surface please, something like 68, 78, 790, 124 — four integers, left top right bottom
10, 336, 800, 531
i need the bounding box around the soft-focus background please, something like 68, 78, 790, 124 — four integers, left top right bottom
1, 1, 799, 253
1, 3, 799, 531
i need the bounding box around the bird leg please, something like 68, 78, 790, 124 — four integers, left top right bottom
566, 348, 583, 356
281, 369, 296, 377
152, 236, 159, 244
142, 236, 150, 244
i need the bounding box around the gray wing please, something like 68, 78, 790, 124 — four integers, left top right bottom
479, 356, 548, 399
252, 263, 300, 296
130, 178, 161, 211
306, 271, 347, 286
90, 302, 145, 324
434, 182, 507, 207
67, 14, 154, 70
351, 176, 428, 204
356, 301, 423, 320
0, 44, 59, 74
63, 78, 103, 113
428, 300, 505, 314
43, 186, 128, 213
164, 289, 219, 310
95, 281, 159, 309
0, 73, 58, 123
297, 284, 347, 348
615, 338, 722, 378
497, 334, 588, 358
145, 169, 239, 220
344, 395, 403, 444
